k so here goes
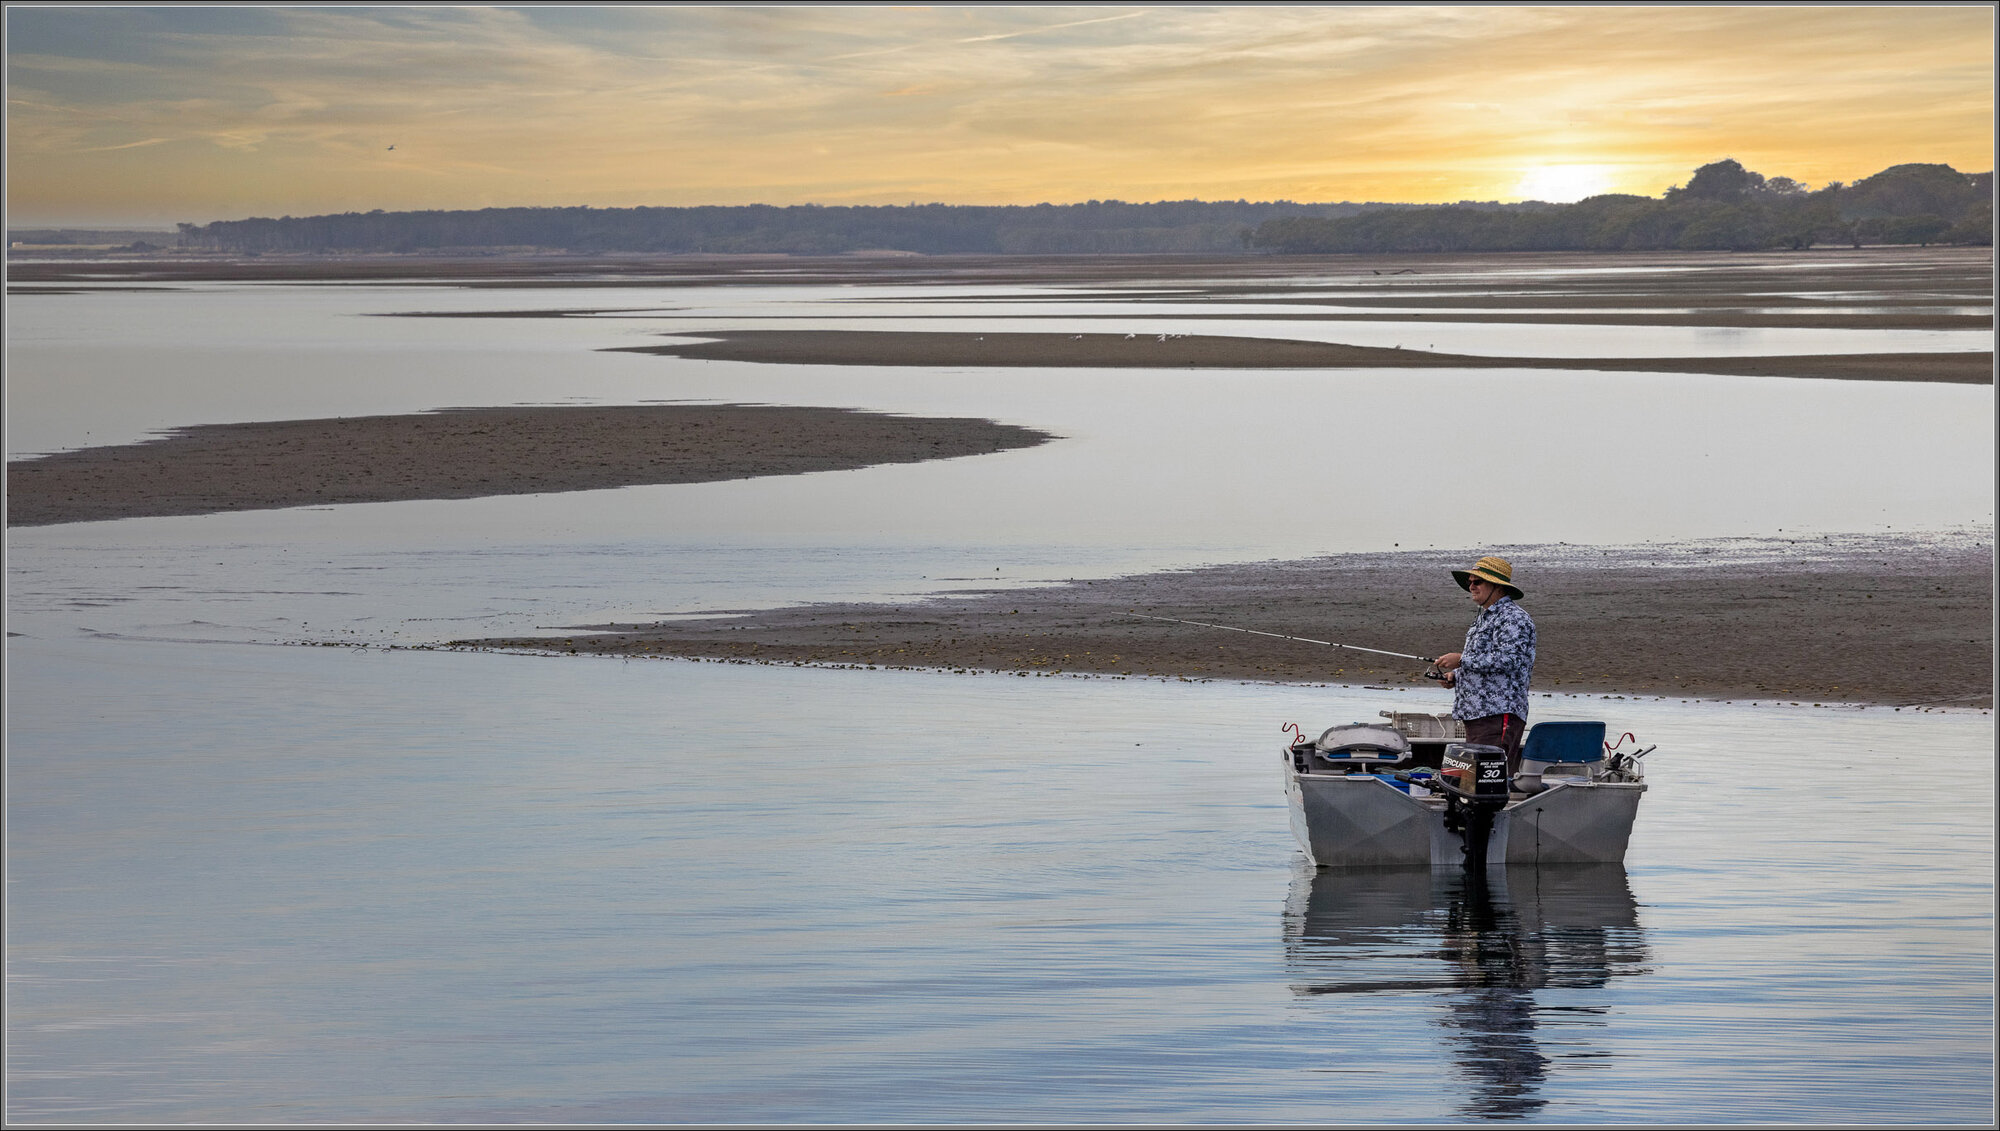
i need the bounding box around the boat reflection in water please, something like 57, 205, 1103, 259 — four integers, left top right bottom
1284, 865, 1650, 1119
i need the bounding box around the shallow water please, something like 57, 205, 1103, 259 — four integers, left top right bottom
6, 266, 1995, 1122
7, 280, 1994, 656
7, 638, 1991, 1123
7, 280, 1992, 455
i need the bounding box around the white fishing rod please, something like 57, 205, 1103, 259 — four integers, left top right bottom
1126, 611, 1436, 665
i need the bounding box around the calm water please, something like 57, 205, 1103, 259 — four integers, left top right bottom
7, 276, 1995, 655
7, 638, 1991, 1123
6, 263, 1996, 1122
7, 278, 1995, 455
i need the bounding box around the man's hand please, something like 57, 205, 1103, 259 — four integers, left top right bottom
1435, 652, 1463, 671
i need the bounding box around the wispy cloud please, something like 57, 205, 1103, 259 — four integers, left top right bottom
828, 8, 1151, 60
76, 136, 173, 152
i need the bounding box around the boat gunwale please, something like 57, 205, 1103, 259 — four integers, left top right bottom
1286, 767, 1648, 811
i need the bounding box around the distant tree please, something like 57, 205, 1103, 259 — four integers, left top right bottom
1839, 163, 1984, 221
1879, 215, 1954, 246
1674, 203, 1770, 250
1671, 159, 1766, 201
1945, 200, 1993, 245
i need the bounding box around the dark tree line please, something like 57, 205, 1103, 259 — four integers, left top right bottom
173, 199, 1400, 255
169, 160, 1990, 256
8, 228, 174, 246
1250, 162, 1991, 254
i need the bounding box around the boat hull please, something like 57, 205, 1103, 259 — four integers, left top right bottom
1285, 767, 1644, 868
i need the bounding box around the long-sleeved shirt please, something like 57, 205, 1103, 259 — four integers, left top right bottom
1452, 596, 1535, 720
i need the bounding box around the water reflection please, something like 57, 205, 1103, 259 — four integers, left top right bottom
1285, 866, 1650, 1120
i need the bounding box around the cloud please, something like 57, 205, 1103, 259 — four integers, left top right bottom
77, 136, 173, 152
5, 5, 1991, 224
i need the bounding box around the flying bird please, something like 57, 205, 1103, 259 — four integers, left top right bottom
386, 145, 396, 151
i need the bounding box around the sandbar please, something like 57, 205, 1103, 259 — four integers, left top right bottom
458, 535, 1994, 709
623, 330, 1993, 384
6, 405, 1051, 526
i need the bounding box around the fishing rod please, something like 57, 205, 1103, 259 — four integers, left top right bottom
1126, 612, 1436, 665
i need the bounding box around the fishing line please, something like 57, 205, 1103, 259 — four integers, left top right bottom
1126, 611, 1433, 663
1891, 693, 1992, 708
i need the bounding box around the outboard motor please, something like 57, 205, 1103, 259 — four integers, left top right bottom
1437, 742, 1510, 869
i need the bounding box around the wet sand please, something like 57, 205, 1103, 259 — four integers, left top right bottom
622, 330, 1993, 384
459, 536, 1994, 709
6, 405, 1051, 526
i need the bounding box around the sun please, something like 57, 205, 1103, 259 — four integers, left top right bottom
1514, 164, 1616, 203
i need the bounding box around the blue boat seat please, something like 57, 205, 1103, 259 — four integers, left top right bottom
1519, 721, 1606, 765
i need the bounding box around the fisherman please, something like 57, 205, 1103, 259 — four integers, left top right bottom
1431, 556, 1536, 773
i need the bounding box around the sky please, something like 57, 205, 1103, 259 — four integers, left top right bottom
6, 5, 1994, 228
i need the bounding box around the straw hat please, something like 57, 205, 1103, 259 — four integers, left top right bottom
1452, 555, 1523, 600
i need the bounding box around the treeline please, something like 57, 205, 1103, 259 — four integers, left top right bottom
9, 228, 177, 247
169, 160, 1990, 256
177, 199, 1368, 255
171, 197, 1566, 256
1251, 162, 1992, 254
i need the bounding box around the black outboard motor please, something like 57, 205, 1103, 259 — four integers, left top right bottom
1437, 742, 1510, 869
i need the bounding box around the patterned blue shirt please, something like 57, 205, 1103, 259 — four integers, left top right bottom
1452, 596, 1535, 720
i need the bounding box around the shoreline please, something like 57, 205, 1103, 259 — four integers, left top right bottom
5, 405, 1052, 526
435, 647, 1993, 715
452, 535, 1995, 709
390, 309, 1990, 331
7, 245, 1991, 286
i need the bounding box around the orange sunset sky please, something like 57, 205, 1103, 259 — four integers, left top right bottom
6, 5, 1994, 228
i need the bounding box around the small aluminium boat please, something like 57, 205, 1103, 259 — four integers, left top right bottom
1283, 712, 1652, 869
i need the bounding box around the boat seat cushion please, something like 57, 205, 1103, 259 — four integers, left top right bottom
1520, 721, 1607, 764
1313, 723, 1411, 765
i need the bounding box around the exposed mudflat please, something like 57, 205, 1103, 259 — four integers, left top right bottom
459, 536, 1994, 709
622, 330, 1993, 384
5, 404, 1051, 526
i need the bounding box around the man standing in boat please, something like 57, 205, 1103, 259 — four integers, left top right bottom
1432, 556, 1536, 773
